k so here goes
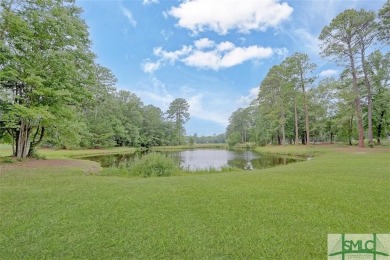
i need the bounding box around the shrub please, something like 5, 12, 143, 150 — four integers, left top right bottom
129, 153, 178, 177
0, 157, 14, 164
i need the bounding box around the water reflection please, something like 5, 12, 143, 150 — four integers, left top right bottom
226, 151, 295, 171
80, 149, 300, 171
81, 152, 141, 168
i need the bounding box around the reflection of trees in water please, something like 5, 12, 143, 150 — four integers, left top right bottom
250, 157, 273, 169
99, 155, 116, 167
228, 155, 294, 170
84, 151, 299, 170
89, 153, 142, 168
228, 158, 247, 169
167, 154, 183, 168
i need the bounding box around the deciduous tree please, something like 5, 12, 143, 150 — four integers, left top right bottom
0, 0, 96, 157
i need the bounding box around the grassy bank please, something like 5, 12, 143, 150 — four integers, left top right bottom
1, 145, 389, 258
255, 144, 324, 157
0, 144, 136, 159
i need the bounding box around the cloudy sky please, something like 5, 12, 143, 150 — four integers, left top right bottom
76, 0, 385, 136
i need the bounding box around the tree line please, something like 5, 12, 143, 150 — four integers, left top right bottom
187, 133, 226, 145
0, 0, 190, 158
227, 3, 389, 148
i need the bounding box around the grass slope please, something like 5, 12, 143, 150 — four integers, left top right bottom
1, 146, 389, 259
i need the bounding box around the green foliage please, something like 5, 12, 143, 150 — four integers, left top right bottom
227, 7, 388, 148
226, 107, 255, 144
28, 150, 46, 160
181, 165, 236, 174
188, 136, 195, 146
129, 153, 178, 177
378, 0, 390, 44
0, 0, 189, 155
166, 98, 190, 145
226, 131, 241, 147
366, 51, 390, 144
139, 105, 166, 147
0, 0, 98, 157
194, 133, 226, 144
319, 9, 378, 147
0, 156, 14, 163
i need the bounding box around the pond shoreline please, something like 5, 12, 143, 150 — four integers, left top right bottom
76, 148, 302, 171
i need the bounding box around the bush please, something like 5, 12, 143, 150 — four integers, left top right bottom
129, 153, 178, 177
0, 157, 14, 164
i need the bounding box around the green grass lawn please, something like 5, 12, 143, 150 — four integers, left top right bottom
1, 145, 389, 259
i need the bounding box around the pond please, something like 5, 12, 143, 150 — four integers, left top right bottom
79, 149, 300, 171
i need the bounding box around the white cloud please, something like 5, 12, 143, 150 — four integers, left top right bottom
142, 61, 161, 73
121, 6, 137, 27
238, 87, 259, 105
153, 46, 193, 63
188, 94, 229, 126
182, 50, 221, 70
182, 45, 273, 70
219, 46, 272, 68
168, 0, 293, 35
194, 38, 215, 49
274, 47, 288, 56
319, 69, 338, 77
134, 76, 173, 110
145, 38, 275, 71
143, 0, 159, 5
216, 41, 235, 52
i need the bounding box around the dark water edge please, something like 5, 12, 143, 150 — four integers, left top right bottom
79, 149, 302, 171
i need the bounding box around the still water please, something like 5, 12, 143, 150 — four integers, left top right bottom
80, 149, 299, 171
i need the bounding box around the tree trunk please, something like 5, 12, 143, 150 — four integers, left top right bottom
300, 71, 310, 145
376, 110, 385, 145
16, 120, 31, 158
281, 108, 286, 145
294, 99, 299, 145
6, 129, 16, 155
304, 103, 310, 145
28, 126, 45, 157
348, 43, 365, 148
12, 135, 15, 155
329, 118, 334, 144
361, 49, 374, 147
349, 115, 353, 146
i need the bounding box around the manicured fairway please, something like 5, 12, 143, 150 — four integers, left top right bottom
1, 146, 389, 259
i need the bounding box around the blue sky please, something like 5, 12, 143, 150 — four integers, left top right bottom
76, 0, 385, 136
